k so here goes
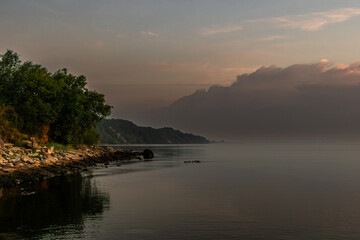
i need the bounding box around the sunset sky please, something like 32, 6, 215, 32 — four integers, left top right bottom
2, 0, 360, 138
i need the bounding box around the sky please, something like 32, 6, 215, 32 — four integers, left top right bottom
2, 0, 360, 139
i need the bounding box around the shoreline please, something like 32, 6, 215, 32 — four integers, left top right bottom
0, 145, 147, 188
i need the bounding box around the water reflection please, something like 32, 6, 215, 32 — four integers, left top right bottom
102, 145, 207, 175
113, 144, 206, 160
2, 144, 360, 239
0, 173, 109, 240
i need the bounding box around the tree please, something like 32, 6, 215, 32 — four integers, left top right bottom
0, 50, 112, 144
0, 104, 22, 143
50, 69, 112, 144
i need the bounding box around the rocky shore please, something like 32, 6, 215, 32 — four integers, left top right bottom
0, 145, 151, 187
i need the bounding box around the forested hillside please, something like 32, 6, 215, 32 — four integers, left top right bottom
98, 119, 209, 144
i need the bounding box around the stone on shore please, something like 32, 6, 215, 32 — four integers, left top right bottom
0, 144, 153, 188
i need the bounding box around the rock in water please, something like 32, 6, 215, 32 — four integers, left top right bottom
142, 149, 154, 159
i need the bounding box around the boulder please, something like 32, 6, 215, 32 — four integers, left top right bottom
43, 146, 54, 157
30, 137, 39, 149
24, 140, 32, 148
142, 149, 154, 159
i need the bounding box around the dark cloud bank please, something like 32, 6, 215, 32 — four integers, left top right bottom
140, 62, 360, 140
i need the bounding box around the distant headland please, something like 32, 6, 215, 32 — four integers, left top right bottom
97, 119, 210, 144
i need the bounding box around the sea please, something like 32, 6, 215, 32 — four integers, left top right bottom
1, 143, 360, 239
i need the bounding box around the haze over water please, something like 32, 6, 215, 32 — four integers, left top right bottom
2, 143, 360, 239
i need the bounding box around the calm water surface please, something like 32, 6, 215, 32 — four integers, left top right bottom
2, 143, 360, 239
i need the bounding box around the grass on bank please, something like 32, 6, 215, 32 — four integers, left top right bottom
45, 142, 77, 151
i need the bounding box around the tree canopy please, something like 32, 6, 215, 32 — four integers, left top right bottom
0, 50, 112, 144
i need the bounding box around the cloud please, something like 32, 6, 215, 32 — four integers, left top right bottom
141, 31, 159, 37
85, 40, 104, 48
143, 61, 360, 140
200, 25, 243, 35
257, 35, 289, 42
270, 8, 360, 31
320, 58, 329, 63
116, 33, 126, 39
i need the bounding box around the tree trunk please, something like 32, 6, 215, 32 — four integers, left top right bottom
0, 137, 4, 150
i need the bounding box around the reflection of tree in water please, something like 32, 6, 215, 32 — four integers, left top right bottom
0, 173, 109, 239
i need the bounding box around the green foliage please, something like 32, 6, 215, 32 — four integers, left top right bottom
50, 69, 111, 144
0, 104, 22, 142
0, 50, 112, 144
97, 119, 210, 144
82, 128, 100, 145
13, 139, 29, 148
